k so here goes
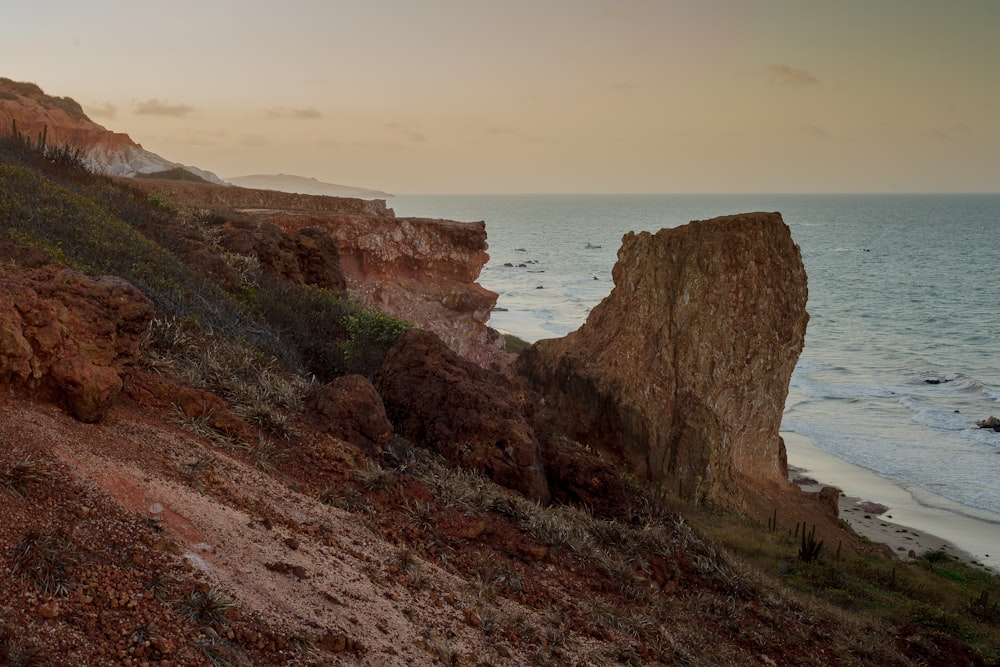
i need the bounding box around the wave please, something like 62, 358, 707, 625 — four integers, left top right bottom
899, 396, 974, 431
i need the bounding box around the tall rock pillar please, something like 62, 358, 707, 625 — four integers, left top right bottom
519, 212, 808, 508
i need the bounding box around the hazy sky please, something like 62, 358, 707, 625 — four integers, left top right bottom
3, 1, 998, 193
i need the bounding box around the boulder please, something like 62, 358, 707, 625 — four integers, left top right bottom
0, 263, 154, 422
376, 329, 550, 503
540, 437, 629, 520
976, 416, 1000, 432
218, 220, 346, 290
519, 213, 809, 509
310, 374, 393, 453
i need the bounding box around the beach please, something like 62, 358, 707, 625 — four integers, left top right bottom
784, 431, 1000, 571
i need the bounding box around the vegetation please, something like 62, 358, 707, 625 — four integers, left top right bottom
0, 77, 89, 121
1, 115, 997, 663
0, 125, 409, 389
696, 508, 1000, 662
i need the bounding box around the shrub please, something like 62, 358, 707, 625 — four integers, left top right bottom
342, 307, 410, 378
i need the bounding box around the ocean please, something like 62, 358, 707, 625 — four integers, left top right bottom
390, 194, 1000, 528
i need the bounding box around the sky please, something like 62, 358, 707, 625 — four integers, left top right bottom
2, 1, 999, 194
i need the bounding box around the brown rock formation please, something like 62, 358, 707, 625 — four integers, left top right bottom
377, 329, 549, 503
218, 220, 347, 290
124, 178, 507, 369
309, 374, 393, 453
539, 437, 629, 520
0, 262, 154, 422
0, 78, 138, 154
0, 78, 217, 180
519, 212, 808, 508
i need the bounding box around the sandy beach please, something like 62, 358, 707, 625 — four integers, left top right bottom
783, 431, 1000, 572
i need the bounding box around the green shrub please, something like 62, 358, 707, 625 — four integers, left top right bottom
343, 307, 410, 378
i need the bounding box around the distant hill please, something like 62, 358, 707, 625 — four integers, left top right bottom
0, 76, 224, 183
226, 173, 390, 199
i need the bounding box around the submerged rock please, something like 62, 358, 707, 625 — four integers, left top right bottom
519, 212, 808, 509
976, 416, 1000, 432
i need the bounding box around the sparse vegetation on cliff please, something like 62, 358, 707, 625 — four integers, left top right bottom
0, 127, 410, 386
1, 122, 998, 665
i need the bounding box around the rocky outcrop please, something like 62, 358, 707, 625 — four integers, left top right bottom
0, 78, 221, 182
976, 416, 1000, 432
122, 178, 507, 369
377, 329, 549, 503
310, 375, 393, 453
519, 212, 809, 509
317, 214, 503, 368
0, 261, 154, 422
218, 220, 347, 290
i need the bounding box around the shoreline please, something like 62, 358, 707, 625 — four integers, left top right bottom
783, 431, 1000, 572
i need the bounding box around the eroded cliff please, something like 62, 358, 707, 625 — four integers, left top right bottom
519, 212, 809, 508
0, 78, 220, 181
125, 178, 508, 369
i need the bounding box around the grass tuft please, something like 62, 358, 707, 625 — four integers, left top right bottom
11, 529, 79, 597
177, 584, 236, 627
0, 457, 52, 498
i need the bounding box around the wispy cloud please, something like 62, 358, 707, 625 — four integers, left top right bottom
86, 102, 117, 120
802, 124, 828, 138
135, 99, 195, 117
609, 82, 635, 93
483, 126, 515, 137
384, 122, 427, 143
768, 64, 818, 86
241, 133, 271, 148
265, 107, 324, 120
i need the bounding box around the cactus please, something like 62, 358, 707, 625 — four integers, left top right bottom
798, 523, 823, 563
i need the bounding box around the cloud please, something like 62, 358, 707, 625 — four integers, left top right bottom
768, 64, 818, 86
135, 99, 195, 117
241, 134, 271, 148
802, 125, 828, 138
484, 126, 515, 137
384, 122, 427, 143
265, 106, 324, 120
609, 82, 635, 93
86, 102, 117, 120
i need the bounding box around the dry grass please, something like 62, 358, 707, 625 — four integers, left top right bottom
11, 529, 79, 597
177, 584, 236, 627
0, 456, 52, 498
143, 317, 311, 439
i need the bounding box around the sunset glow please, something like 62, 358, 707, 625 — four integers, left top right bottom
3, 1, 998, 193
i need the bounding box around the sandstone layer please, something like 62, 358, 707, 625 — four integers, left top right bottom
519, 212, 809, 508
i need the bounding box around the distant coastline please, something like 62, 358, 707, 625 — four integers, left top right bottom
226, 173, 391, 200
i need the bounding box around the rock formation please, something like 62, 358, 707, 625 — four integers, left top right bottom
0, 78, 221, 182
124, 178, 507, 369
218, 220, 347, 290
519, 212, 809, 508
377, 329, 550, 503
309, 374, 393, 453
0, 260, 154, 422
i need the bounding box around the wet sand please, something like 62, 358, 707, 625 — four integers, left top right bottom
783, 431, 1000, 572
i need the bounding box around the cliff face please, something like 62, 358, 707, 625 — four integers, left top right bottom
0, 78, 220, 181
124, 179, 508, 369
519, 212, 809, 508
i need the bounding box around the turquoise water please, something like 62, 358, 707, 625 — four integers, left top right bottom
391, 194, 1000, 519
